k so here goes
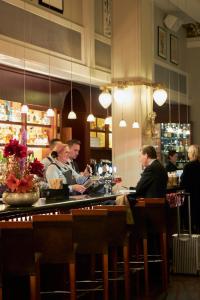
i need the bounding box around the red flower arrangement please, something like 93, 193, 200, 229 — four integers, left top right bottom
3, 139, 44, 193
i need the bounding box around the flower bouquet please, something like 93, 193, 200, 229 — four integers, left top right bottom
1, 139, 44, 206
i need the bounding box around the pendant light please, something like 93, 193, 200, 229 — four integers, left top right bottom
67, 4, 77, 120
153, 88, 167, 106
21, 0, 29, 114
67, 69, 77, 119
46, 1, 54, 118
46, 56, 55, 118
132, 88, 140, 128
87, 61, 95, 122
99, 89, 112, 109
167, 71, 173, 133
119, 103, 127, 127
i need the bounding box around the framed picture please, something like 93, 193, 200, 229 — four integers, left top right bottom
39, 0, 63, 13
170, 34, 179, 65
158, 26, 167, 59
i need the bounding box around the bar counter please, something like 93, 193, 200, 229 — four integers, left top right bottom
0, 194, 118, 220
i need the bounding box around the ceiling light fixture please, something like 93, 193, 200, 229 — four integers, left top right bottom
99, 79, 168, 107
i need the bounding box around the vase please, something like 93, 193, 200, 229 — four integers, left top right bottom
2, 191, 40, 206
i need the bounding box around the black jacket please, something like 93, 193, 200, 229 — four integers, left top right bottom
136, 160, 168, 198
165, 161, 177, 172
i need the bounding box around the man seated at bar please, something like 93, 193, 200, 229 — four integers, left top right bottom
165, 150, 178, 173
41, 138, 62, 171
135, 145, 168, 198
66, 139, 92, 178
46, 143, 86, 194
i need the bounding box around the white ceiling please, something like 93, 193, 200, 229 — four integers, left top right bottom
154, 0, 200, 24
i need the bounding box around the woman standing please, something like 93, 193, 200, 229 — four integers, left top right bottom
180, 144, 200, 232
46, 143, 86, 194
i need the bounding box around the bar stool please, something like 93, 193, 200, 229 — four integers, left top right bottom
0, 221, 37, 300
94, 205, 130, 300
129, 198, 168, 296
32, 214, 76, 300
71, 209, 109, 300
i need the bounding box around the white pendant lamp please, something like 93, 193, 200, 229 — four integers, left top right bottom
21, 104, 29, 114
132, 121, 140, 129
119, 119, 127, 128
87, 113, 95, 122
46, 108, 55, 117
153, 88, 167, 106
105, 116, 112, 125
99, 90, 112, 109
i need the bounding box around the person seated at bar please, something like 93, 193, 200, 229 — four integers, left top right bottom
165, 150, 178, 173
66, 139, 92, 178
41, 138, 62, 171
135, 145, 168, 198
180, 144, 200, 232
46, 143, 86, 194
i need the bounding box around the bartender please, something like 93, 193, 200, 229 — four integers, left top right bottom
66, 139, 92, 179
46, 143, 86, 194
165, 150, 178, 173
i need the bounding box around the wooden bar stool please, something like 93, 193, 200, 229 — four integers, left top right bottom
129, 198, 168, 296
94, 205, 130, 300
0, 221, 37, 300
32, 214, 76, 300
71, 209, 109, 300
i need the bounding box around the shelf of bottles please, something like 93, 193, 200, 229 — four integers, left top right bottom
90, 117, 112, 149
0, 99, 55, 160
160, 123, 191, 169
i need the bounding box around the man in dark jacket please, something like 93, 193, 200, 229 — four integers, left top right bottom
136, 145, 168, 198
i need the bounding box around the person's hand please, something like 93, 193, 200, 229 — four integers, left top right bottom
72, 184, 86, 194
83, 164, 92, 177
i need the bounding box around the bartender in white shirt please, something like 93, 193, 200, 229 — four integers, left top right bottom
66, 139, 92, 179
41, 138, 62, 172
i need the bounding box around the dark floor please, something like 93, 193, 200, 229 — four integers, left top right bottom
4, 268, 200, 299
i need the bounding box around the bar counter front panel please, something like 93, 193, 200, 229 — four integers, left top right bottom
0, 194, 118, 220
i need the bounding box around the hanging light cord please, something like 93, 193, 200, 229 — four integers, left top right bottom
23, 0, 26, 106
89, 67, 92, 113
168, 71, 171, 124
48, 54, 52, 108
178, 74, 180, 126
48, 0, 52, 109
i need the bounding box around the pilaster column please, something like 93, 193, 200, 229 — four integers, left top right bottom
112, 0, 154, 186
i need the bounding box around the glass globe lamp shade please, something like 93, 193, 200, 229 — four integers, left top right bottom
99, 91, 112, 109
119, 119, 127, 128
46, 108, 55, 117
132, 121, 140, 129
87, 113, 95, 122
153, 89, 167, 106
105, 116, 112, 125
21, 104, 29, 114
68, 111, 77, 119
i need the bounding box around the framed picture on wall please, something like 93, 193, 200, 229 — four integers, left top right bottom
170, 34, 179, 65
158, 26, 167, 59
39, 0, 63, 13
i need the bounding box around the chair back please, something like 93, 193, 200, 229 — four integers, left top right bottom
94, 205, 128, 246
32, 214, 74, 263
0, 221, 34, 275
71, 209, 108, 254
